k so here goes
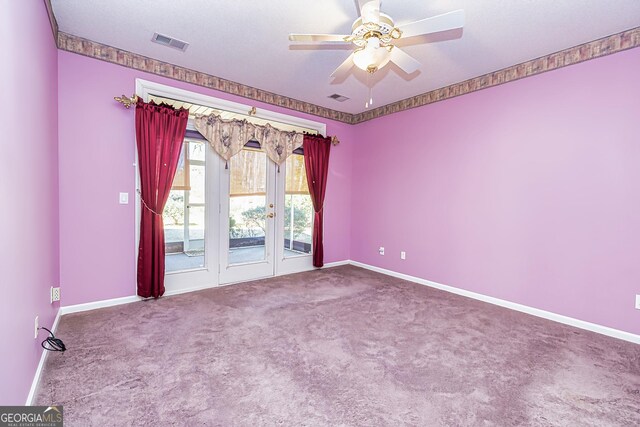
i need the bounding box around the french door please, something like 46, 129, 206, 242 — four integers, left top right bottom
218, 146, 315, 284
136, 79, 321, 294
163, 137, 315, 291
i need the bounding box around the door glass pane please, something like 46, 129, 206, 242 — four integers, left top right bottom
188, 139, 206, 161
164, 140, 206, 272
229, 148, 267, 265
188, 164, 205, 204
284, 154, 313, 257
187, 205, 205, 252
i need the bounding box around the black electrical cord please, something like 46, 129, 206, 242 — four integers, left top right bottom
39, 327, 66, 352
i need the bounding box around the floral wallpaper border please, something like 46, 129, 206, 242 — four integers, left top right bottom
56, 32, 354, 124
47, 0, 638, 126
351, 27, 640, 124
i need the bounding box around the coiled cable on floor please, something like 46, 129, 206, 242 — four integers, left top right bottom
40, 327, 66, 352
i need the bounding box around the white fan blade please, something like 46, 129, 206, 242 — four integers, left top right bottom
358, 0, 380, 23
330, 53, 355, 80
390, 47, 421, 74
397, 10, 465, 39
289, 34, 350, 43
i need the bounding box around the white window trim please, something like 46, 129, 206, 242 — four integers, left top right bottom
136, 79, 326, 136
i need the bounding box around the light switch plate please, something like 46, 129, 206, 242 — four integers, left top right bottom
401, 251, 406, 260
635, 294, 640, 310
379, 247, 385, 255
119, 192, 129, 204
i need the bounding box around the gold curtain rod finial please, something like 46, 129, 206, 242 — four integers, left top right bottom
114, 94, 139, 109
248, 106, 257, 116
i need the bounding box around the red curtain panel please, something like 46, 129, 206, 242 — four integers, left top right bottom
135, 100, 189, 298
303, 134, 332, 267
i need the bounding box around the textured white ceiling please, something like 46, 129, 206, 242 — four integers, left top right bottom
51, 0, 640, 114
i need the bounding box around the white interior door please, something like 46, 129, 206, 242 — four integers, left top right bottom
219, 146, 277, 284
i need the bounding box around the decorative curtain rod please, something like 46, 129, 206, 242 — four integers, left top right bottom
114, 94, 260, 116
114, 94, 138, 109
113, 94, 339, 145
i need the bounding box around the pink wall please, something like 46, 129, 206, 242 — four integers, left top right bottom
351, 48, 640, 335
58, 51, 353, 306
0, 2, 60, 404
3, 0, 635, 408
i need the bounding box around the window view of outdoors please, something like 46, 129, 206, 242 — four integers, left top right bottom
162, 142, 312, 272
228, 148, 268, 264
164, 140, 206, 272
284, 154, 313, 257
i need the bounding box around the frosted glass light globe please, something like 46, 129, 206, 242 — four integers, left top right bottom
353, 37, 391, 72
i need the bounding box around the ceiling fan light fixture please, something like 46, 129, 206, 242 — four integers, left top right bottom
290, 3, 466, 82
352, 37, 391, 72
368, 36, 381, 49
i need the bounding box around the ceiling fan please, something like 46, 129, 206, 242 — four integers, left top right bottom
289, 0, 465, 80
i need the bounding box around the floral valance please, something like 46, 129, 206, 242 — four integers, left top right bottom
193, 114, 254, 165
256, 123, 304, 166
194, 113, 338, 168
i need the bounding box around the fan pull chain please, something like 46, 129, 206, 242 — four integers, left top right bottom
365, 73, 374, 109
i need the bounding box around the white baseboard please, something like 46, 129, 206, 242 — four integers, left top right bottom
56, 259, 636, 345
59, 295, 141, 315
163, 283, 220, 297
348, 260, 640, 345
57, 260, 352, 315
277, 259, 351, 276
28, 259, 636, 405
26, 309, 62, 405
322, 260, 351, 268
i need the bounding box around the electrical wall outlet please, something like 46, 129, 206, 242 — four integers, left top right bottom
51, 286, 61, 303
34, 316, 39, 339
635, 294, 640, 310
401, 251, 406, 260
379, 247, 385, 255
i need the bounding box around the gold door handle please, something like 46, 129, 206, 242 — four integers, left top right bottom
267, 212, 275, 218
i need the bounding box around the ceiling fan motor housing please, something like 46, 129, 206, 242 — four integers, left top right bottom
350, 13, 400, 47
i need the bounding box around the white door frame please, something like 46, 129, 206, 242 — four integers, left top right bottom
134, 79, 326, 294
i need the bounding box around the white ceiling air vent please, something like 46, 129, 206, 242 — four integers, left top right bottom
328, 94, 349, 102
152, 33, 189, 52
